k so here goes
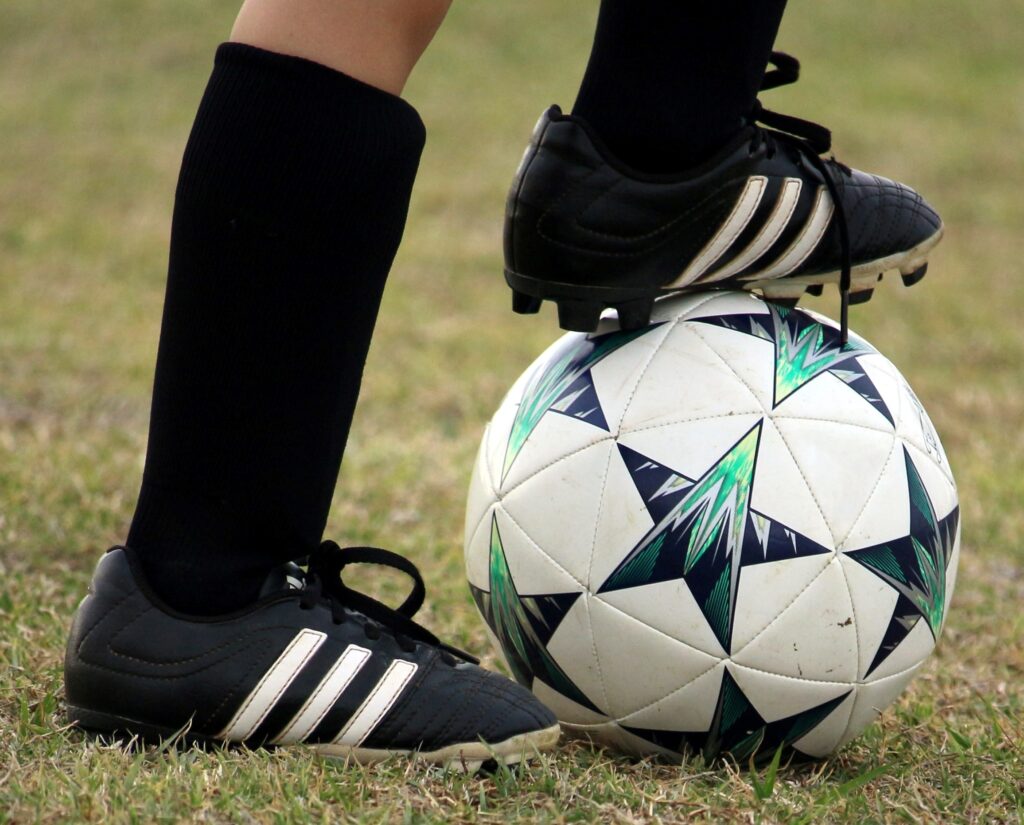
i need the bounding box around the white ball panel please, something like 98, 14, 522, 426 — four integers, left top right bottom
587, 322, 676, 433
770, 358, 898, 433
685, 318, 775, 413
897, 381, 953, 484
586, 445, 655, 590
463, 503, 495, 591
862, 616, 936, 683
837, 664, 922, 748
617, 323, 762, 433
750, 420, 835, 549
837, 553, 900, 680
729, 665, 852, 724
500, 332, 580, 407
532, 679, 610, 727
545, 596, 608, 717
943, 522, 962, 626
596, 580, 727, 659
771, 416, 897, 549
573, 722, 679, 760
730, 553, 834, 653
497, 409, 610, 493
491, 507, 583, 596
616, 414, 765, 486
588, 597, 722, 718
616, 663, 726, 734
791, 691, 857, 758
464, 436, 494, 546
860, 356, 905, 424
838, 439, 911, 553
732, 558, 858, 682
483, 400, 518, 493
676, 290, 771, 322
500, 411, 614, 494
500, 440, 614, 588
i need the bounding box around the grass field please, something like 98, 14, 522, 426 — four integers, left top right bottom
2, 0, 1023, 821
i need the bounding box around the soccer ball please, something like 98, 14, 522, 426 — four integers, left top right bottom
464, 292, 959, 764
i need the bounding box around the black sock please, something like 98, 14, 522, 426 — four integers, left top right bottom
572, 0, 788, 173
127, 44, 425, 614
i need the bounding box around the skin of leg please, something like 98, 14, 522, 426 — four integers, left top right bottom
230, 0, 453, 95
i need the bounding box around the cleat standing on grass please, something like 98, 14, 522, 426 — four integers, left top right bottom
64, 545, 559, 769
504, 53, 943, 340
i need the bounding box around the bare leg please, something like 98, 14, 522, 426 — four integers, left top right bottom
230, 0, 453, 94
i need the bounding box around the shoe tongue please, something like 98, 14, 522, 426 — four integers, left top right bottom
258, 562, 306, 598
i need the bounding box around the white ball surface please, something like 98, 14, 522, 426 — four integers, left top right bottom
465, 292, 959, 763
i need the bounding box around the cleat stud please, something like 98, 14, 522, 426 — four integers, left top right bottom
511, 290, 542, 314
805, 284, 824, 297
557, 299, 604, 332
901, 263, 928, 287
615, 298, 654, 330
848, 288, 874, 305
758, 283, 806, 304
768, 297, 800, 309
877, 273, 884, 282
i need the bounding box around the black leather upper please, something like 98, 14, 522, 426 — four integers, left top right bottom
504, 106, 940, 290
802, 169, 941, 272
64, 548, 555, 749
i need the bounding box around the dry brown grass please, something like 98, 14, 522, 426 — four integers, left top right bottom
2, 0, 1022, 821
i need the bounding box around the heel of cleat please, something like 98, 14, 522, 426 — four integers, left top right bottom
506, 269, 663, 333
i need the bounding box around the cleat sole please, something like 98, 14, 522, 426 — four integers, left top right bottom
504, 222, 942, 332
68, 704, 561, 771
739, 225, 943, 304
328, 723, 562, 770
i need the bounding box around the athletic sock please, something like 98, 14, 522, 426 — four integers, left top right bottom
572, 0, 788, 174
127, 43, 426, 615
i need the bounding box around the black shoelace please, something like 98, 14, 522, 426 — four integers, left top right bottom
297, 541, 478, 664
750, 52, 854, 344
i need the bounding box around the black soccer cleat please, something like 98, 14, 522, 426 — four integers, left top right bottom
504, 53, 943, 342
64, 544, 559, 769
